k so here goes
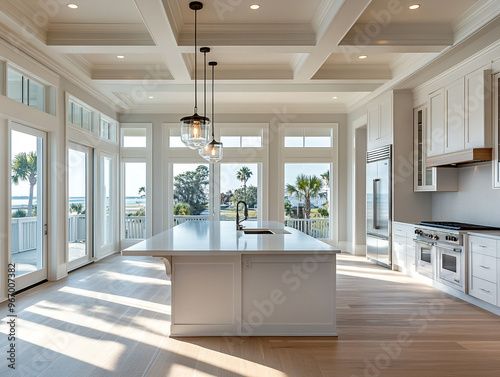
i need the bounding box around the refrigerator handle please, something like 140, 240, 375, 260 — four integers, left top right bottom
373, 179, 380, 229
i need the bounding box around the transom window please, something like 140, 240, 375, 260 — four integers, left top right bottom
220, 128, 263, 148
7, 67, 46, 112
284, 128, 332, 148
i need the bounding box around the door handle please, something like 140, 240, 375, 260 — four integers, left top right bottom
373, 179, 380, 229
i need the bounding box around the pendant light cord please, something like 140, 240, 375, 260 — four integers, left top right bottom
194, 8, 198, 112
211, 63, 215, 139
203, 50, 207, 118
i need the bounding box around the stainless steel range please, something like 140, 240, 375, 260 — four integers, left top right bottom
414, 221, 500, 292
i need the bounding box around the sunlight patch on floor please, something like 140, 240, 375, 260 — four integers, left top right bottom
59, 286, 172, 314
337, 265, 415, 284
122, 259, 165, 269
8, 320, 125, 371
100, 270, 171, 285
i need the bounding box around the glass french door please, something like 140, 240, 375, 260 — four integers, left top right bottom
10, 124, 47, 291
67, 143, 93, 270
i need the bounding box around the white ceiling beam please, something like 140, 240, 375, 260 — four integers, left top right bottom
48, 45, 161, 54
294, 0, 372, 82
92, 64, 173, 80
133, 0, 190, 81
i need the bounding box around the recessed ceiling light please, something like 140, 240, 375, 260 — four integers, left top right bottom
332, 96, 338, 99
116, 55, 125, 59
148, 96, 154, 99
67, 3, 78, 9
250, 4, 260, 10
409, 4, 420, 10
359, 55, 367, 59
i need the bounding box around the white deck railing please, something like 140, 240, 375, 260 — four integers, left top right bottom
12, 214, 88, 254
11, 217, 38, 253
124, 216, 146, 239
284, 218, 330, 239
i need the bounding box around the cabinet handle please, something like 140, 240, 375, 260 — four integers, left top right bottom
479, 265, 490, 269
480, 288, 491, 293
478, 245, 487, 248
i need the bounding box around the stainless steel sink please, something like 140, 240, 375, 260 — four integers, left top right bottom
243, 229, 275, 235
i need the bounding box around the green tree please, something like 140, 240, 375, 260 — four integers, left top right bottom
138, 186, 146, 198
174, 165, 209, 215
12, 209, 27, 218
286, 174, 325, 219
317, 208, 329, 217
321, 170, 330, 188
284, 200, 294, 218
236, 166, 253, 202
11, 151, 37, 217
69, 202, 85, 215
174, 203, 191, 216
231, 185, 257, 208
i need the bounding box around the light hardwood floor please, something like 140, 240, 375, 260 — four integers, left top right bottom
2, 253, 500, 377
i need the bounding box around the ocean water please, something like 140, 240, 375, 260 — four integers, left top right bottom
12, 197, 145, 209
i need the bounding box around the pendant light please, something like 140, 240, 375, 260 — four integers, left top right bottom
199, 61, 223, 162
180, 1, 210, 150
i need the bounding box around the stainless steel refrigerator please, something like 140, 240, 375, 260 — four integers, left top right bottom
366, 145, 392, 268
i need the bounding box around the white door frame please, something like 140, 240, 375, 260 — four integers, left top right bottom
9, 122, 48, 291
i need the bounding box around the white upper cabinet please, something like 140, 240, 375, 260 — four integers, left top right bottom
367, 92, 393, 150
445, 78, 465, 153
426, 69, 492, 158
465, 68, 492, 149
427, 89, 445, 157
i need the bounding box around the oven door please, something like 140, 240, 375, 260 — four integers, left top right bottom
436, 245, 464, 291
414, 238, 435, 279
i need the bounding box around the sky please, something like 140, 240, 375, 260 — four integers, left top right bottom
125, 162, 146, 197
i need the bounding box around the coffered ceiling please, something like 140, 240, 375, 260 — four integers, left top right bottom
0, 0, 498, 114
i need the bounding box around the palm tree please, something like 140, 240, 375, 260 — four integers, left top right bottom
286, 174, 324, 219
321, 170, 330, 188
12, 151, 37, 217
236, 166, 253, 202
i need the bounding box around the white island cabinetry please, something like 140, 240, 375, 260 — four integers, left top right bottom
122, 221, 339, 337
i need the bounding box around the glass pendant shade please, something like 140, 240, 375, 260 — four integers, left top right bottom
199, 139, 223, 162
180, 113, 210, 150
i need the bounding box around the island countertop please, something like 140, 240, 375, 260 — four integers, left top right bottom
122, 220, 340, 256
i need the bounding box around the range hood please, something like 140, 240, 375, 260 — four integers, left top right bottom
426, 148, 492, 167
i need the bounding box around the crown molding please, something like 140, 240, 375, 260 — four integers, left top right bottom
0, 0, 46, 42
453, 0, 500, 42
161, 0, 183, 39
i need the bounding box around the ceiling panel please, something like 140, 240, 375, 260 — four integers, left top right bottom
357, 0, 478, 24
176, 0, 324, 24
323, 53, 403, 65
72, 53, 166, 66
45, 0, 145, 24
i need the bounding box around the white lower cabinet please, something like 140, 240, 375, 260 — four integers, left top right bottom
468, 235, 499, 306
392, 222, 416, 274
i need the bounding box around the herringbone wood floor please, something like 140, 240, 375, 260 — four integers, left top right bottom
2, 253, 500, 377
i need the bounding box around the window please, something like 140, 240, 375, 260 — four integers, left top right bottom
220, 128, 263, 148
69, 101, 92, 132
100, 117, 116, 142
102, 156, 113, 245
7, 68, 46, 112
122, 128, 147, 148
285, 128, 332, 148
169, 128, 187, 148
220, 163, 259, 221
172, 164, 209, 226
284, 163, 331, 239
124, 162, 146, 239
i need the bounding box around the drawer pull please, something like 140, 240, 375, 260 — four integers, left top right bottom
478, 245, 487, 248
480, 288, 491, 293
479, 265, 491, 269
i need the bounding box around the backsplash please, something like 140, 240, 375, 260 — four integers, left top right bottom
431, 163, 500, 227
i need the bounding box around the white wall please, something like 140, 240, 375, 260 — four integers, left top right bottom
431, 164, 500, 226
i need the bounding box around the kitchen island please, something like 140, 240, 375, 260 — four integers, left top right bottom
122, 221, 340, 336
